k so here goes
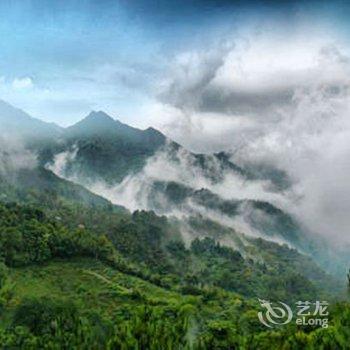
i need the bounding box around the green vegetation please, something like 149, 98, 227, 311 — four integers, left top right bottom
0, 260, 349, 349
0, 95, 349, 348
0, 185, 349, 349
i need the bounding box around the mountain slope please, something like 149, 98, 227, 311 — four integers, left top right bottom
0, 100, 347, 279
0, 101, 348, 347
42, 111, 167, 184
0, 99, 62, 142
3, 258, 348, 349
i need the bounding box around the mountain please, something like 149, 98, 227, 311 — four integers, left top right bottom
66, 110, 165, 144
65, 110, 120, 136
42, 111, 288, 191
65, 110, 166, 146
0, 197, 346, 348
145, 181, 306, 244
0, 100, 346, 277
0, 99, 62, 142
16, 106, 340, 275
39, 110, 167, 184
0, 100, 348, 348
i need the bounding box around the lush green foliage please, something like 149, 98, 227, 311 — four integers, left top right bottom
0, 176, 348, 349
0, 202, 120, 268
0, 260, 349, 349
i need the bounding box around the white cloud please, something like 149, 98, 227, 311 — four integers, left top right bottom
12, 77, 34, 90
0, 136, 36, 175
137, 26, 350, 247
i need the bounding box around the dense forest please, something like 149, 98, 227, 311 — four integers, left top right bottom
0, 171, 349, 349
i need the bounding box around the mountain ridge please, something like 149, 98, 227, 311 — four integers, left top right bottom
0, 99, 62, 135
0, 99, 346, 278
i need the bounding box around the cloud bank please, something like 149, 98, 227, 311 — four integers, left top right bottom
142, 29, 350, 245
45, 21, 350, 248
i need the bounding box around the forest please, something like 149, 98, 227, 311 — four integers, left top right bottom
0, 177, 349, 349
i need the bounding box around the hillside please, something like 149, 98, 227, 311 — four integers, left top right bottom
0, 100, 349, 348
43, 111, 167, 184
0, 259, 347, 349
0, 99, 62, 142
1, 101, 347, 276
0, 198, 348, 348
0, 195, 347, 348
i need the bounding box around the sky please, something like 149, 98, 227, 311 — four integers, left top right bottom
1, 0, 350, 244
0, 0, 349, 129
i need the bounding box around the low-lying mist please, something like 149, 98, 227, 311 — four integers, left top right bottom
46, 141, 301, 249
147, 42, 350, 249
0, 137, 36, 176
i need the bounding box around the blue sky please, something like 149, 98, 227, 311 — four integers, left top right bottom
0, 0, 349, 127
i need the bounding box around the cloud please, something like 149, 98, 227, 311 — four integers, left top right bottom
12, 77, 34, 90
158, 41, 233, 112
31, 16, 350, 251
46, 27, 350, 248
0, 136, 37, 175
147, 26, 349, 148
140, 27, 350, 248
47, 140, 294, 250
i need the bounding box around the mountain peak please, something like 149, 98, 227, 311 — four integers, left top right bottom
65, 110, 167, 152
86, 110, 115, 122
66, 110, 119, 136
82, 110, 118, 127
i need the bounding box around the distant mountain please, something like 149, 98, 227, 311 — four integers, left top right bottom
65, 110, 165, 145
0, 100, 345, 278
50, 111, 167, 184
0, 104, 347, 349
124, 179, 311, 250
66, 111, 119, 136
0, 102, 167, 184
33, 108, 309, 251
0, 99, 62, 142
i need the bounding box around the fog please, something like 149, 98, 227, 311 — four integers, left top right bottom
0, 137, 36, 175
143, 32, 350, 246
46, 29, 350, 248
47, 140, 299, 252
